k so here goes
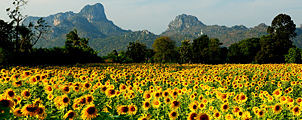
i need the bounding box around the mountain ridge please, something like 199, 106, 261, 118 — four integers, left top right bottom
22, 3, 302, 56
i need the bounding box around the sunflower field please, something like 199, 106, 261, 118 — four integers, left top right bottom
1, 63, 302, 120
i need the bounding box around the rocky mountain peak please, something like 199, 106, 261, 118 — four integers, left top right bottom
167, 14, 205, 31
79, 3, 108, 22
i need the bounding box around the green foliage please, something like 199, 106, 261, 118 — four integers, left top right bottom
126, 41, 149, 63
227, 38, 261, 63
202, 38, 223, 64
152, 36, 177, 63
285, 47, 302, 63
177, 40, 192, 64
255, 14, 296, 63
191, 35, 210, 63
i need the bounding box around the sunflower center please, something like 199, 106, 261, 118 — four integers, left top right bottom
190, 113, 197, 120
85, 83, 90, 88
223, 105, 228, 109
64, 87, 69, 92
193, 105, 197, 109
68, 112, 75, 118
130, 107, 136, 111
87, 107, 96, 114
87, 97, 92, 102
173, 101, 179, 106
200, 114, 209, 120
109, 89, 115, 94
63, 98, 69, 103
0, 100, 10, 107
26, 106, 37, 112
171, 112, 177, 117
8, 91, 14, 97
145, 102, 150, 107
121, 106, 128, 112
275, 105, 280, 111
25, 91, 30, 96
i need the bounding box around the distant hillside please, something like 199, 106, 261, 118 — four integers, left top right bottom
23, 3, 130, 49
23, 3, 302, 56
161, 14, 268, 47
90, 30, 159, 56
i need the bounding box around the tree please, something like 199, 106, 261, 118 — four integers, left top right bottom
227, 38, 261, 63
152, 36, 177, 63
65, 29, 94, 52
285, 47, 301, 63
126, 41, 148, 63
267, 13, 297, 40
0, 20, 14, 50
255, 14, 296, 63
202, 38, 223, 64
191, 35, 210, 63
6, 0, 28, 51
178, 39, 192, 63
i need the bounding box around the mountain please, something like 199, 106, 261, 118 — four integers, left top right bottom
90, 30, 159, 56
23, 3, 131, 49
23, 3, 302, 56
161, 14, 268, 47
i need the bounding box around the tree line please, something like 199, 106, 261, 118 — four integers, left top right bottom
0, 0, 301, 66
104, 13, 300, 64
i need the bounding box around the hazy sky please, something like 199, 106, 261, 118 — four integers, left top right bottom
1, 0, 302, 34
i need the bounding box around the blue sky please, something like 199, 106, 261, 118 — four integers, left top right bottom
1, 0, 302, 34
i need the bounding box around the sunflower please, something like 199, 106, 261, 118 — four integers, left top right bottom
63, 110, 76, 120
21, 104, 38, 117
224, 114, 233, 120
56, 95, 70, 109
105, 88, 116, 98
100, 85, 108, 93
0, 97, 14, 111
61, 85, 71, 94
169, 110, 178, 120
239, 92, 248, 103
4, 88, 15, 99
116, 105, 129, 115
21, 89, 31, 99
221, 103, 229, 112
213, 111, 221, 119
13, 108, 23, 117
292, 106, 301, 116
85, 95, 94, 104
189, 101, 199, 112
242, 111, 252, 120
12, 80, 22, 87
36, 105, 46, 119
73, 86, 80, 93
153, 91, 162, 99
196, 113, 211, 120
273, 88, 282, 98
187, 112, 197, 120
256, 109, 265, 118
170, 100, 181, 109
273, 104, 282, 114
44, 85, 53, 94
81, 104, 98, 120
119, 83, 127, 91
143, 91, 152, 100
83, 82, 92, 90
142, 101, 151, 110
152, 99, 161, 109
47, 94, 54, 100
164, 97, 171, 104
128, 104, 138, 115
